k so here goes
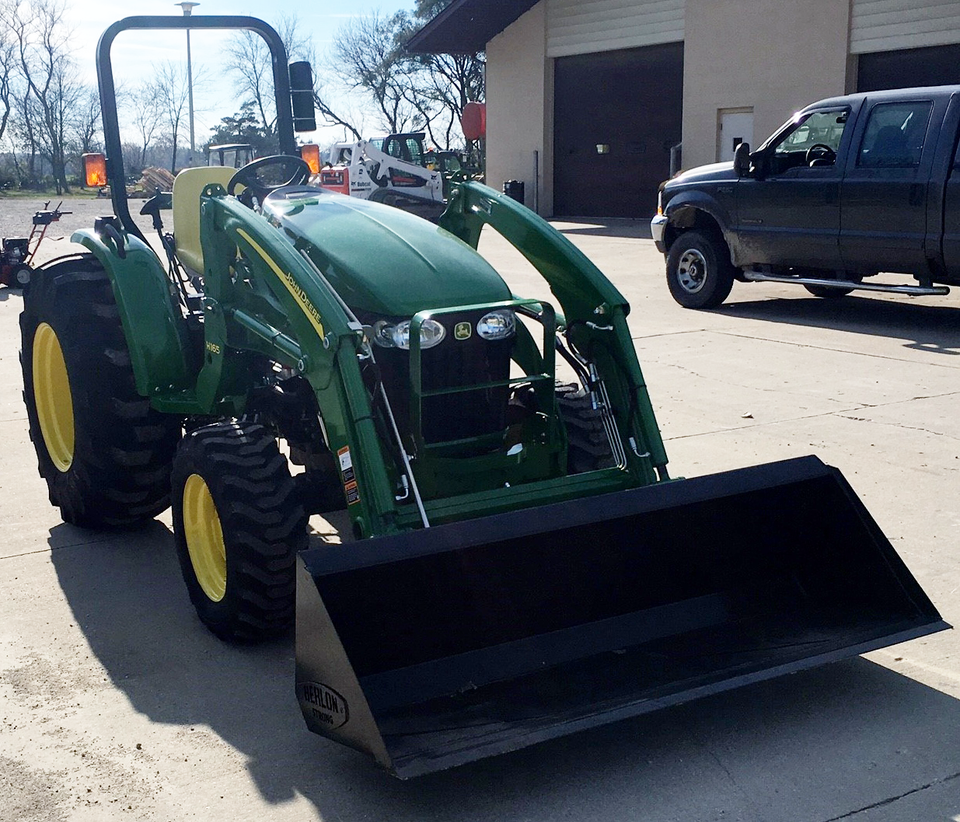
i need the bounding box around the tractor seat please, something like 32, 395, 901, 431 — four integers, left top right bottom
172, 166, 235, 274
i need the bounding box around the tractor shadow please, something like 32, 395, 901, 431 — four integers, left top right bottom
719, 293, 960, 355
50, 520, 960, 821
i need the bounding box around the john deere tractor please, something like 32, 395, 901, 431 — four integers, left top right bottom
20, 15, 946, 778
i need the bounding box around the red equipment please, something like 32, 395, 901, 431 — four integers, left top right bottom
1, 202, 71, 288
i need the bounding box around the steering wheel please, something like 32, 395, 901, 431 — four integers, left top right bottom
805, 143, 836, 165
228, 155, 311, 207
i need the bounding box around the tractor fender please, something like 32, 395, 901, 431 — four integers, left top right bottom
72, 228, 194, 398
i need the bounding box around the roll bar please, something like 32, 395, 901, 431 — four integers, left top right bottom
96, 16, 302, 239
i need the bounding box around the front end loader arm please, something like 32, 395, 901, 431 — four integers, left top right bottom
440, 182, 669, 480
197, 188, 403, 537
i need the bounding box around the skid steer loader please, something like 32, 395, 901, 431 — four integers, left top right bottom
318, 132, 446, 221
20, 15, 947, 779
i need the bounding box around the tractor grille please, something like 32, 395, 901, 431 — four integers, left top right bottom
374, 310, 513, 448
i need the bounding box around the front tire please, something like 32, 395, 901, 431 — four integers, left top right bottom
556, 383, 616, 474
666, 230, 735, 309
171, 422, 307, 642
20, 257, 180, 528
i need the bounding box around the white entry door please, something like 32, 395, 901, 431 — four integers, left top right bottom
718, 109, 755, 162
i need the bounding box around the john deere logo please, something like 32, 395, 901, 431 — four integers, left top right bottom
454, 322, 472, 340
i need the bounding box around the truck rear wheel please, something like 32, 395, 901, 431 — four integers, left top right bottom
666, 230, 735, 309
171, 422, 307, 642
803, 272, 861, 298
20, 257, 180, 528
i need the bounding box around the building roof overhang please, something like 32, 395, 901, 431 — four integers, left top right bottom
406, 0, 539, 54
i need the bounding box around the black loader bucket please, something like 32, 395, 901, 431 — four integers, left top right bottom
295, 456, 947, 778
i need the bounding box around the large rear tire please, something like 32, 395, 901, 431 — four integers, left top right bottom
171, 422, 307, 642
666, 230, 735, 309
20, 257, 180, 528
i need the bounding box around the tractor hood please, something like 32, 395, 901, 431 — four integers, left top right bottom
263, 188, 510, 316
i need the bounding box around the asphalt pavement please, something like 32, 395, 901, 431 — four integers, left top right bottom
2, 202, 959, 821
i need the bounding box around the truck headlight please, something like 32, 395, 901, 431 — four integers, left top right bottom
476, 309, 516, 340
372, 318, 446, 350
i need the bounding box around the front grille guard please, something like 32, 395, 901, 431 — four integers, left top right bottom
408, 298, 557, 455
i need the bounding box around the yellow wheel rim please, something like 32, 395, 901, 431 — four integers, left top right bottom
182, 474, 227, 602
33, 322, 75, 473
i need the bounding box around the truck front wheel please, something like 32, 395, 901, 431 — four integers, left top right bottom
666, 230, 735, 309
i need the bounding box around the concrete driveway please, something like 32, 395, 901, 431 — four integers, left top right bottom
2, 204, 959, 821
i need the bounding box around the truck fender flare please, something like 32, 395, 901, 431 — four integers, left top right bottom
71, 228, 194, 398
663, 192, 731, 237
663, 192, 742, 268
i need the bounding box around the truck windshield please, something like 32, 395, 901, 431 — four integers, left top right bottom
775, 110, 849, 157
763, 108, 850, 174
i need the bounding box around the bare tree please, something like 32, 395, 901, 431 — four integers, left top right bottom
71, 86, 100, 155
0, 19, 14, 143
223, 15, 313, 135
335, 11, 427, 135
417, 52, 484, 148
153, 60, 191, 172
330, 4, 485, 148
129, 81, 163, 170
403, 0, 484, 148
3, 0, 79, 193
311, 64, 364, 141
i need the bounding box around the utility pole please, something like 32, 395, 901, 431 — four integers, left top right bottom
176, 2, 200, 166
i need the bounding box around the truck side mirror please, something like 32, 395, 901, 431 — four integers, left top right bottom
733, 142, 752, 177
289, 61, 317, 133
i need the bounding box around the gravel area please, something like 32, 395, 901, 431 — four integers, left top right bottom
0, 195, 158, 269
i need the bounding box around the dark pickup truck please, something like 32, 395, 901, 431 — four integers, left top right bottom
651, 85, 960, 308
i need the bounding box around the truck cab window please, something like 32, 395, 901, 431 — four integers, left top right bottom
769, 109, 849, 174
857, 101, 932, 169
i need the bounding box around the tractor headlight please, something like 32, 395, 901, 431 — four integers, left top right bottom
372, 318, 446, 350
477, 309, 516, 340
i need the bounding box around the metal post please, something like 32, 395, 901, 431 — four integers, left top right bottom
533, 150, 539, 214
176, 2, 199, 167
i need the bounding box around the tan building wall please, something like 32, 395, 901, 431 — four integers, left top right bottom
486, 3, 553, 214
682, 0, 853, 167
481, 0, 960, 215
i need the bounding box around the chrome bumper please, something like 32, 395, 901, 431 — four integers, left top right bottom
650, 214, 668, 252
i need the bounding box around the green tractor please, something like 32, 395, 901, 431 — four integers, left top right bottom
21, 15, 946, 778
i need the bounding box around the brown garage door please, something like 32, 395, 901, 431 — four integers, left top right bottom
858, 44, 960, 91
553, 42, 683, 218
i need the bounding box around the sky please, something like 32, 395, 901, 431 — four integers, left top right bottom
66, 0, 416, 148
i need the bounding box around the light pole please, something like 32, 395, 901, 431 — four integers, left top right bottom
176, 2, 199, 167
